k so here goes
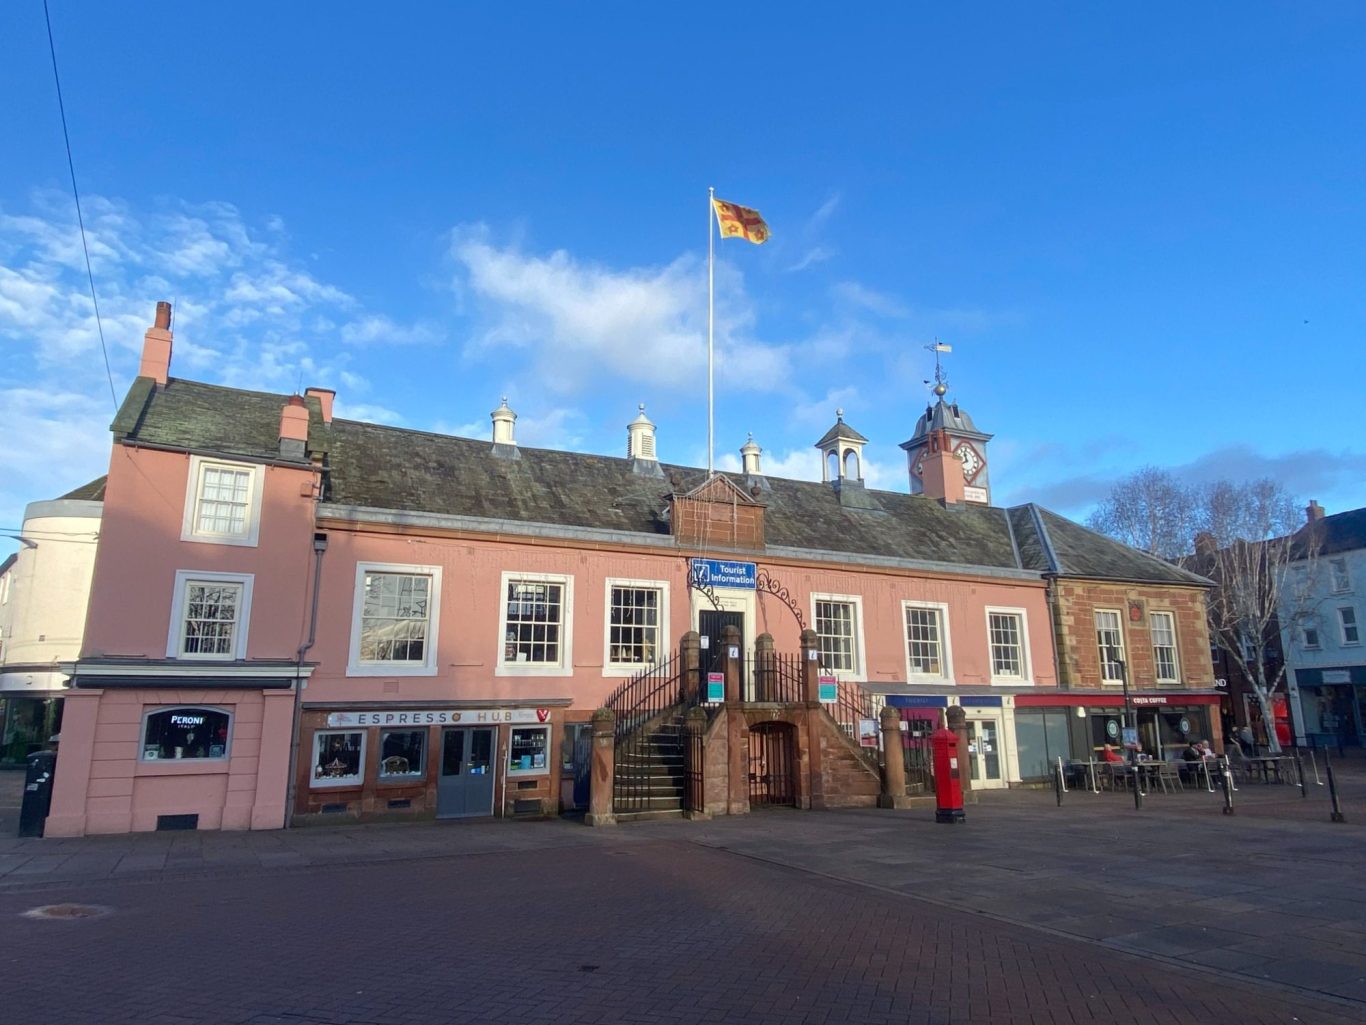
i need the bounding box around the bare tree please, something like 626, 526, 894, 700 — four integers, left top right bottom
1086, 467, 1196, 560
1189, 479, 1320, 754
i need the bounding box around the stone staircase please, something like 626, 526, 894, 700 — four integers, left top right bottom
613, 711, 686, 821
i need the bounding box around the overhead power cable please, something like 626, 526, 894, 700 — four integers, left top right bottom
44, 0, 119, 412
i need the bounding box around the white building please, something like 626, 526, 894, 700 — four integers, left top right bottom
1281, 502, 1366, 748
0, 481, 103, 765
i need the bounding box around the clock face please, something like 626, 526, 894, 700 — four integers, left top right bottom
912, 451, 926, 478
954, 442, 984, 482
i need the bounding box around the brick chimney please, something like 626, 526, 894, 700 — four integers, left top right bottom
1194, 531, 1217, 556
1306, 500, 1325, 524
305, 387, 335, 424
918, 430, 966, 504
279, 395, 309, 460
137, 301, 174, 384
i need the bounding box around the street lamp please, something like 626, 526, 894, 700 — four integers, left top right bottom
1106, 645, 1144, 807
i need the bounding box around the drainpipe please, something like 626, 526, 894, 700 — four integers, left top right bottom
285, 531, 328, 828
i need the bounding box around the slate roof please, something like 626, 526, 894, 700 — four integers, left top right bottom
111, 377, 1207, 585
813, 417, 869, 448
1295, 507, 1366, 558
1009, 506, 1211, 586
58, 477, 108, 501
902, 398, 992, 447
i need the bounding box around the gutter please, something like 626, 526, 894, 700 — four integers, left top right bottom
285, 531, 328, 828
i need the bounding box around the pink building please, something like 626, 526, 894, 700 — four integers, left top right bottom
46, 303, 1205, 834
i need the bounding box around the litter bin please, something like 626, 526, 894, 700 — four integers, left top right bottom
18, 750, 57, 838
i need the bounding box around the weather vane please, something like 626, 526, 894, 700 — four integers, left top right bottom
923, 339, 952, 398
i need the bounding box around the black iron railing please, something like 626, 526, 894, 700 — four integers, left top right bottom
744, 652, 807, 703
603, 653, 685, 744
684, 721, 705, 813
899, 721, 934, 791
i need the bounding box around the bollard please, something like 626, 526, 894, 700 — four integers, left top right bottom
1055, 756, 1065, 807
1131, 762, 1143, 810
1325, 753, 1346, 824
1220, 758, 1235, 815
1295, 749, 1307, 799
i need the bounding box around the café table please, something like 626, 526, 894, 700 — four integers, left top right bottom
1247, 754, 1292, 784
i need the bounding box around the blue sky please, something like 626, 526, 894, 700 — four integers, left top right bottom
3, 2, 1364, 551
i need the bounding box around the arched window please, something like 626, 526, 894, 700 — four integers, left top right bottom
825, 451, 839, 481
843, 449, 860, 480
141, 707, 231, 761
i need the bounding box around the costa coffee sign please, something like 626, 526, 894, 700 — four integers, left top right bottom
326, 708, 552, 727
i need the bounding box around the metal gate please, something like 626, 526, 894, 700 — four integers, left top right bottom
748, 721, 797, 807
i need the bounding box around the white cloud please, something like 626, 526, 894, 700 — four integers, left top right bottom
832, 281, 911, 318
0, 189, 433, 550
449, 225, 794, 396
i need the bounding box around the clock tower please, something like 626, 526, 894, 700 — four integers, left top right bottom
899, 346, 994, 505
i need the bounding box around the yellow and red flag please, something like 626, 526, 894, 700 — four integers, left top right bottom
711, 197, 771, 244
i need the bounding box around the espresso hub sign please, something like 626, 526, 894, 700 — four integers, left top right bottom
326, 708, 552, 728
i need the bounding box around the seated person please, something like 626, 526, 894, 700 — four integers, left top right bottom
1101, 743, 1124, 763
1182, 740, 1202, 763
1196, 739, 1216, 760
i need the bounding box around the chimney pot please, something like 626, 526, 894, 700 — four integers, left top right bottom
138, 301, 175, 384
155, 301, 172, 329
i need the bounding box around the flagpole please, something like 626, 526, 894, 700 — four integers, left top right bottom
704, 187, 715, 475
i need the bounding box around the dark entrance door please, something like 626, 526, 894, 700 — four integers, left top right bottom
437, 727, 496, 818
699, 610, 744, 696
748, 721, 797, 807
566, 723, 592, 811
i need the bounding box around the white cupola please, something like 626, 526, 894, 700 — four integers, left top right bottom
814, 409, 868, 484
627, 404, 664, 477
490, 397, 520, 460
741, 433, 762, 475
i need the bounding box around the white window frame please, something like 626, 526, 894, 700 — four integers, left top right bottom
984, 606, 1033, 685
1339, 606, 1360, 646
180, 455, 265, 547
1149, 610, 1180, 684
1330, 558, 1351, 594
507, 725, 552, 776
346, 562, 443, 677
310, 729, 367, 789
810, 593, 867, 679
1095, 608, 1127, 684
139, 705, 233, 762
602, 578, 670, 677
497, 571, 574, 677
901, 600, 952, 683
166, 570, 253, 660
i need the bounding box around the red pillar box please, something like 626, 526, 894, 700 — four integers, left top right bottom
932, 727, 965, 824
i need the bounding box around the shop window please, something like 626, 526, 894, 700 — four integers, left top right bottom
508, 726, 550, 775
141, 707, 231, 761
378, 729, 426, 779
312, 730, 366, 787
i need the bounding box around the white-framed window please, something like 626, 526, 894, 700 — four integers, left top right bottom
812, 593, 866, 677
1095, 609, 1126, 683
508, 725, 551, 775
167, 570, 253, 660
311, 730, 365, 788
141, 706, 232, 761
498, 572, 574, 676
985, 607, 1031, 683
181, 456, 264, 547
1302, 621, 1321, 649
1150, 611, 1180, 684
346, 563, 442, 676
902, 600, 951, 682
603, 578, 668, 675
1340, 607, 1360, 646
1330, 559, 1351, 593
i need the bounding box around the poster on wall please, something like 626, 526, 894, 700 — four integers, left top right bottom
858, 719, 879, 748
817, 675, 837, 703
